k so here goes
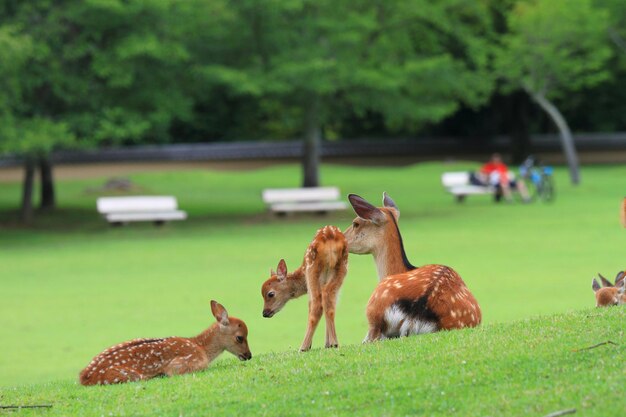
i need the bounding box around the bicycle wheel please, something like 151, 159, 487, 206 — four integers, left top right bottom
539, 176, 555, 201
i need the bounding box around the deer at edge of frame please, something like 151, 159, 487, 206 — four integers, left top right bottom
592, 271, 626, 307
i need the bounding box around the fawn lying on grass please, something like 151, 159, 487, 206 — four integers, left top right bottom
79, 301, 251, 385
261, 225, 348, 351
344, 193, 481, 342
592, 271, 626, 307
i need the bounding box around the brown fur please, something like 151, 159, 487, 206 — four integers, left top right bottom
592, 272, 626, 307
344, 195, 414, 280
345, 193, 482, 341
365, 265, 481, 339
79, 301, 251, 386
261, 225, 349, 351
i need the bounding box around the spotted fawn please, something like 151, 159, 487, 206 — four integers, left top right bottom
261, 225, 348, 351
79, 301, 251, 385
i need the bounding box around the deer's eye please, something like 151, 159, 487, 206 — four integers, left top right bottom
353, 222, 359, 228
236, 336, 244, 343
267, 292, 275, 298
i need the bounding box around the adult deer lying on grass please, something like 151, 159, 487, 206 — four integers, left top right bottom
79, 301, 251, 386
261, 225, 348, 351
344, 193, 481, 342
592, 271, 626, 307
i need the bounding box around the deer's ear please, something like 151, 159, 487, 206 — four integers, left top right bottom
592, 278, 601, 292
211, 300, 230, 326
599, 273, 613, 287
270, 268, 276, 276
617, 278, 626, 294
382, 192, 400, 220
348, 194, 386, 225
276, 259, 287, 282
615, 271, 625, 285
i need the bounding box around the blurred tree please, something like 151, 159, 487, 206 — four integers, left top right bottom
556, 0, 626, 134
0, 0, 192, 221
0, 24, 75, 222
596, 0, 626, 56
496, 0, 612, 185
191, 0, 495, 187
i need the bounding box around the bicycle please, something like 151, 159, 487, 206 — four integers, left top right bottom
519, 156, 555, 202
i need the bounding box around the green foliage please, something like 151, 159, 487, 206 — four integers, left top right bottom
496, 0, 612, 98
190, 0, 496, 135
1, 1, 622, 147
597, 0, 626, 56
0, 25, 31, 114
0, 1, 623, 150
0, 24, 74, 157
0, 0, 193, 156
0, 117, 75, 155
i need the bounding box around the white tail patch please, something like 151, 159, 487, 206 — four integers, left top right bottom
383, 305, 437, 338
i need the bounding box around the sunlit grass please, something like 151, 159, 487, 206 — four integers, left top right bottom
2, 308, 624, 417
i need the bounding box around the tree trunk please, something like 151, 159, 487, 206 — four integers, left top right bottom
20, 158, 36, 223
609, 28, 626, 56
39, 156, 55, 210
509, 92, 531, 164
529, 91, 580, 185
302, 97, 321, 188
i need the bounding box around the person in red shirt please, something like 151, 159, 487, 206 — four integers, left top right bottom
479, 153, 530, 202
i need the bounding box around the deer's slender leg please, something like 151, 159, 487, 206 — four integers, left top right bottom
163, 351, 208, 376
101, 367, 146, 384
300, 278, 323, 352
322, 257, 347, 348
362, 327, 383, 343
322, 287, 339, 348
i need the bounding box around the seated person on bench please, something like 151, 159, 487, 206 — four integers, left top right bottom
477, 153, 531, 203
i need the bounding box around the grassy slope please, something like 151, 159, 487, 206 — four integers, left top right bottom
0, 162, 625, 406
2, 308, 624, 417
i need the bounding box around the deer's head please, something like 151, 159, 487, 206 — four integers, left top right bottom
261, 259, 293, 318
592, 272, 626, 307
344, 192, 400, 255
211, 300, 252, 360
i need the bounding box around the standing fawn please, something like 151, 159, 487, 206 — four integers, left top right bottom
592, 271, 626, 307
261, 225, 348, 351
343, 193, 481, 342
79, 301, 251, 386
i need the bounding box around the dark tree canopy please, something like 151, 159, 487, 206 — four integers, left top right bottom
0, 0, 622, 217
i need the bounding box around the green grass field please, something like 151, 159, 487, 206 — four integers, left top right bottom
2, 308, 624, 417
0, 161, 624, 416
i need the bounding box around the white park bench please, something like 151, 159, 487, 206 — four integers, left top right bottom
96, 196, 187, 225
441, 172, 498, 203
262, 187, 348, 215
